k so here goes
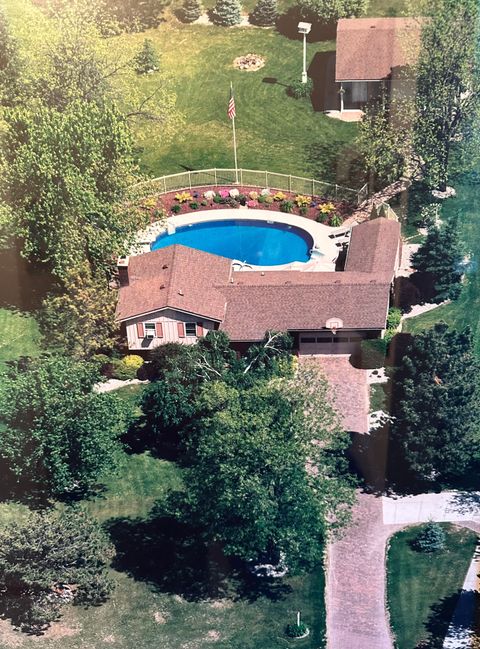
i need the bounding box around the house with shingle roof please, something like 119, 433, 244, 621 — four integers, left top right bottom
335, 17, 421, 114
115, 218, 401, 355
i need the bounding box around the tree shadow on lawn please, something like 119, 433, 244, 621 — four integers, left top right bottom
421, 590, 480, 649
106, 514, 292, 603
276, 9, 336, 42
0, 244, 54, 312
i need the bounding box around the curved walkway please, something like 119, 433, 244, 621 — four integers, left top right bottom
326, 491, 480, 649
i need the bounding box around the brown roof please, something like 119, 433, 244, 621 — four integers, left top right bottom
345, 218, 401, 276
335, 17, 421, 82
219, 277, 390, 341
115, 245, 231, 322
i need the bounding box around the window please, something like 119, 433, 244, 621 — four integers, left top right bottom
185, 322, 197, 337
316, 336, 333, 343
145, 323, 156, 339
300, 337, 316, 343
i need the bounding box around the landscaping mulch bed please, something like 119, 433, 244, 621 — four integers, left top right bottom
139, 185, 355, 227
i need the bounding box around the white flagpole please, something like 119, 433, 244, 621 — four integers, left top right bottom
230, 82, 239, 184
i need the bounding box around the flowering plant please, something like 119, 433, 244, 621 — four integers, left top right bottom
203, 190, 215, 200
141, 196, 157, 209
295, 194, 310, 207
248, 190, 259, 200
265, 195, 274, 204
247, 200, 258, 208
229, 188, 240, 198
318, 202, 336, 214
273, 191, 287, 201
175, 191, 192, 203
260, 188, 271, 196
219, 189, 230, 199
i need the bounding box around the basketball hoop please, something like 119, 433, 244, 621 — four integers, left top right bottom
326, 317, 343, 335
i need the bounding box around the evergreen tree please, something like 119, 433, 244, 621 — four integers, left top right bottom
413, 522, 446, 552
0, 9, 22, 106
389, 324, 480, 484
250, 0, 278, 26
411, 217, 463, 303
134, 38, 160, 74
181, 0, 204, 22
211, 0, 242, 26
0, 508, 114, 632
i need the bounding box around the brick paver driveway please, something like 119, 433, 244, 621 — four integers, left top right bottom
299, 354, 369, 434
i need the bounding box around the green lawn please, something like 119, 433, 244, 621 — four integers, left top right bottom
387, 523, 477, 649
0, 308, 41, 365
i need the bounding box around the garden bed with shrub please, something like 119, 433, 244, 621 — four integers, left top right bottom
137, 186, 355, 227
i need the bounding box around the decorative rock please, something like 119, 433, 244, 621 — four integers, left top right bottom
233, 53, 265, 71
431, 186, 456, 199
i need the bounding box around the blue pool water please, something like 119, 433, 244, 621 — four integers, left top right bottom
151, 219, 313, 265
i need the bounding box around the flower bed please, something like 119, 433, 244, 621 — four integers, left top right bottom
138, 186, 354, 227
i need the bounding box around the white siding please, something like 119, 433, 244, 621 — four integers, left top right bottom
124, 308, 217, 351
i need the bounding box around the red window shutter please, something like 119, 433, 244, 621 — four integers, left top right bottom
136, 322, 145, 338
155, 322, 164, 338
177, 322, 185, 338
196, 322, 204, 337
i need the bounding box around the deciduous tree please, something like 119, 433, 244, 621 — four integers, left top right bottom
295, 0, 368, 25
0, 507, 114, 632
0, 356, 130, 497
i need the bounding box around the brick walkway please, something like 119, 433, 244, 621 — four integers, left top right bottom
299, 354, 369, 434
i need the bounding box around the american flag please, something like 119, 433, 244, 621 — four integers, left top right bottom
228, 86, 236, 120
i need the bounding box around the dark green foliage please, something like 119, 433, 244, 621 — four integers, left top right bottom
103, 0, 169, 32
387, 307, 402, 330
289, 78, 313, 99
411, 217, 463, 303
134, 39, 160, 74
390, 324, 480, 483
181, 0, 204, 22
295, 0, 368, 24
280, 199, 294, 213
0, 356, 131, 497
0, 9, 22, 106
250, 0, 278, 26
211, 0, 242, 26
169, 363, 354, 572
285, 622, 308, 638
1, 100, 144, 280
0, 507, 114, 632
414, 0, 480, 190
413, 522, 447, 553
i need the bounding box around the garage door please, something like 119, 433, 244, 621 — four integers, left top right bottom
299, 333, 362, 355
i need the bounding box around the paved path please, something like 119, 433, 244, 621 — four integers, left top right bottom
326, 491, 480, 649
300, 354, 369, 434
93, 378, 148, 393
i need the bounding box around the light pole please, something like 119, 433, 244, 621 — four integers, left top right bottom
297, 22, 312, 83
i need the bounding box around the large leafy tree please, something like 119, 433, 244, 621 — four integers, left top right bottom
295, 0, 368, 25
38, 263, 118, 358
413, 0, 480, 190
0, 100, 145, 280
389, 324, 480, 483
0, 8, 22, 106
411, 216, 464, 303
0, 507, 114, 633
170, 362, 354, 572
0, 356, 130, 497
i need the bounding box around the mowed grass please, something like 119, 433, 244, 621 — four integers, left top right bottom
387, 524, 477, 649
0, 308, 41, 365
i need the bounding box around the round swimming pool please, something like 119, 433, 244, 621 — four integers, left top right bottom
151, 219, 313, 266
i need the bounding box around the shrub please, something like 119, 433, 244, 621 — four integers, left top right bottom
413, 522, 446, 553
280, 199, 294, 213
189, 201, 199, 209
258, 195, 266, 203
175, 191, 192, 203
226, 197, 239, 208
330, 213, 343, 227
295, 194, 310, 207
211, 0, 242, 26
355, 339, 387, 369
316, 212, 328, 223
181, 0, 204, 22
133, 39, 160, 74
285, 622, 308, 638
201, 200, 208, 206
299, 206, 308, 216
289, 78, 313, 99
265, 195, 274, 204
387, 307, 402, 331
294, 0, 369, 25
171, 204, 181, 214
111, 355, 143, 380
250, 0, 278, 25
273, 191, 287, 201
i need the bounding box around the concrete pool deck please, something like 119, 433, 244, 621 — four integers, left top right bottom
131, 208, 345, 271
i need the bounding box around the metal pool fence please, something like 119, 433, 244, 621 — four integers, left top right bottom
129, 168, 368, 206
